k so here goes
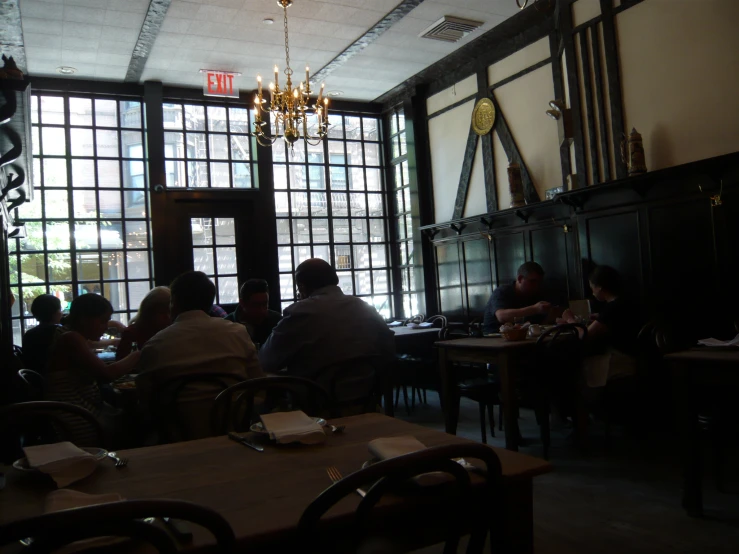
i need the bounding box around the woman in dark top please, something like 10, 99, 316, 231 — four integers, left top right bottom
560, 265, 640, 387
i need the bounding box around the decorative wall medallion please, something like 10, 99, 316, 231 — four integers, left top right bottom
471, 98, 496, 136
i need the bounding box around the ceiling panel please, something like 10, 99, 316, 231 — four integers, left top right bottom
22, 0, 523, 98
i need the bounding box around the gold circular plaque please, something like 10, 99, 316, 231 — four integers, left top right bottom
471, 98, 496, 136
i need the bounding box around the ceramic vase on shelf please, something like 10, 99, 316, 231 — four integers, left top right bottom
620, 127, 647, 177
508, 162, 525, 208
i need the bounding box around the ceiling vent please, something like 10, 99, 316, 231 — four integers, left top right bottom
419, 16, 484, 43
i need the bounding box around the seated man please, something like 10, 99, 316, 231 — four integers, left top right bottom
259, 259, 395, 389
225, 279, 282, 346
137, 271, 263, 440
482, 261, 557, 334
22, 294, 64, 373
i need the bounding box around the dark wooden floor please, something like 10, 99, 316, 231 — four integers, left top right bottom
395, 391, 739, 554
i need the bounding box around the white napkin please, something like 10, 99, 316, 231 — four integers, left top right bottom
698, 335, 739, 347
45, 489, 124, 513
368, 435, 426, 460
260, 411, 326, 445
23, 442, 99, 487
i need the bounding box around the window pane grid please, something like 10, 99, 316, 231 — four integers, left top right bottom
389, 107, 420, 319
163, 101, 257, 189
190, 217, 238, 304
275, 114, 391, 318
10, 94, 153, 345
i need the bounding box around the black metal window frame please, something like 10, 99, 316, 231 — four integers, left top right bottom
387, 107, 420, 319
10, 92, 153, 342
273, 112, 393, 317
161, 99, 258, 189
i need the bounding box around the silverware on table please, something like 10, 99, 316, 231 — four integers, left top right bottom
107, 451, 129, 468
328, 424, 346, 434
228, 432, 264, 452
326, 466, 366, 497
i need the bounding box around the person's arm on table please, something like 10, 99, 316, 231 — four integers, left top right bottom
495, 301, 551, 324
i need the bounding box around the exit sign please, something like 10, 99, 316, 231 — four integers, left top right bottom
200, 70, 241, 98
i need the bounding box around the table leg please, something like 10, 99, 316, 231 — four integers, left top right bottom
497, 479, 534, 554
438, 348, 459, 435
676, 363, 702, 516
499, 353, 519, 451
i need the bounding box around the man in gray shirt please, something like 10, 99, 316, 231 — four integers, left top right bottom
259, 259, 395, 383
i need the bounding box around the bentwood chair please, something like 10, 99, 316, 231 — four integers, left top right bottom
212, 376, 332, 434
298, 443, 503, 554
17, 369, 46, 401
322, 357, 381, 417
153, 372, 243, 443
534, 324, 588, 459
0, 499, 235, 554
0, 401, 105, 462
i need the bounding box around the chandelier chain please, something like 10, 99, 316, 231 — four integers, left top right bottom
283, 4, 292, 76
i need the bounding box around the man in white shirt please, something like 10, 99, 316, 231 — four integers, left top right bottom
259, 259, 394, 388
137, 271, 263, 440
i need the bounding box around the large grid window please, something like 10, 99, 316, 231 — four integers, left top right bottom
9, 94, 153, 345
163, 102, 257, 188
190, 217, 239, 304
274, 114, 392, 317
389, 107, 422, 318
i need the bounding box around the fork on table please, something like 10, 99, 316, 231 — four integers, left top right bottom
107, 451, 129, 468
326, 466, 366, 497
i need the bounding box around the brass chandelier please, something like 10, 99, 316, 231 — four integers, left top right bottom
253, 0, 329, 150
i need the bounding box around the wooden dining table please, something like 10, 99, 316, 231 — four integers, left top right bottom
437, 337, 538, 451
664, 348, 739, 517
0, 413, 551, 554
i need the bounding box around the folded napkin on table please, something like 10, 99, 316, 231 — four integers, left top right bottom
368, 435, 427, 460
45, 489, 124, 513
23, 442, 99, 487
260, 410, 326, 445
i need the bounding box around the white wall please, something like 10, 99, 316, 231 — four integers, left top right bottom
428, 99, 475, 223
617, 0, 739, 171
427, 74, 477, 115
463, 139, 487, 217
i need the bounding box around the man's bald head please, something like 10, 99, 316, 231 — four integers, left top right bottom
295, 258, 339, 299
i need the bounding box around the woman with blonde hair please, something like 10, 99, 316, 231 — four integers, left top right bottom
116, 286, 171, 360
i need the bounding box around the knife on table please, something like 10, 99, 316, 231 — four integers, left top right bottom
228, 432, 264, 452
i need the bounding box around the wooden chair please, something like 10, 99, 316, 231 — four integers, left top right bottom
0, 499, 235, 554
323, 357, 381, 417
298, 443, 503, 554
153, 372, 243, 443
534, 324, 588, 459
457, 370, 502, 444
17, 369, 45, 401
212, 375, 332, 434
0, 401, 105, 462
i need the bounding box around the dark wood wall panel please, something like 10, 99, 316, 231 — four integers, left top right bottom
493, 232, 526, 286
435, 241, 464, 319
584, 211, 642, 301
530, 226, 571, 305
647, 200, 718, 335
462, 238, 493, 317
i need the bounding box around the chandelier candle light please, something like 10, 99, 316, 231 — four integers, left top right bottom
253, 0, 329, 151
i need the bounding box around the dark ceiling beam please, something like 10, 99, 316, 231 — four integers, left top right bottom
310, 0, 426, 85
376, 5, 554, 107
0, 1, 26, 73
125, 0, 173, 83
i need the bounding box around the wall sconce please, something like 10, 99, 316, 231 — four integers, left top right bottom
546, 99, 573, 147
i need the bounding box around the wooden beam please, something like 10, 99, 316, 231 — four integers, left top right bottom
0, 0, 26, 72
311, 0, 427, 85
578, 30, 599, 185
558, 0, 587, 187
600, 0, 628, 179
549, 31, 571, 185
489, 58, 552, 91
491, 96, 540, 205
427, 93, 477, 121
477, 70, 497, 213
452, 127, 479, 220
590, 25, 612, 181
125, 0, 173, 83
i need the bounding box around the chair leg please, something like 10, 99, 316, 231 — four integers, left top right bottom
394, 386, 400, 409
478, 402, 487, 444
488, 402, 496, 438
402, 385, 411, 415
498, 402, 503, 431
422, 388, 428, 404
